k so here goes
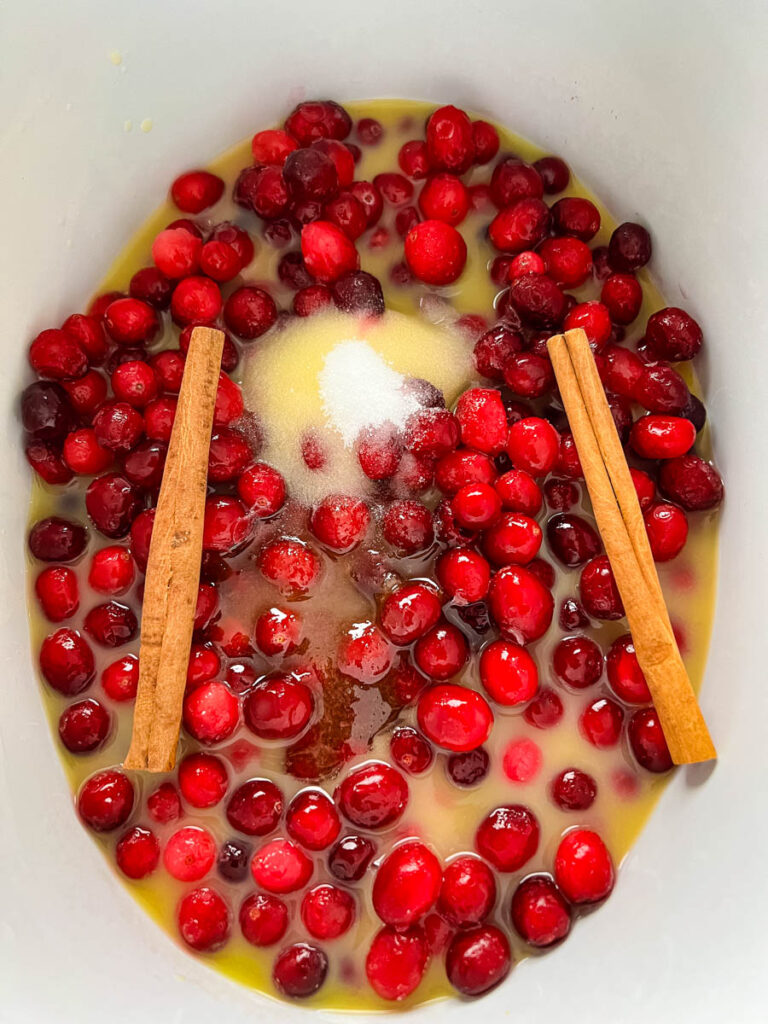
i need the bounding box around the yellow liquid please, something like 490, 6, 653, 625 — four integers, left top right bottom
27, 99, 718, 1010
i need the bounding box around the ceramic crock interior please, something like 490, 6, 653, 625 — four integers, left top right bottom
1, 1, 767, 1021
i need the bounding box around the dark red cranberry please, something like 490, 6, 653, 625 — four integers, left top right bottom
609, 222, 652, 272
86, 474, 141, 538
551, 767, 598, 810
552, 635, 603, 690
490, 157, 542, 207
78, 768, 134, 832
226, 778, 283, 836
273, 943, 328, 998
28, 516, 87, 563
390, 726, 434, 775
511, 874, 571, 947
223, 286, 277, 340
21, 381, 76, 441
551, 197, 600, 240
29, 328, 88, 381
635, 364, 690, 414
214, 839, 251, 883
579, 555, 624, 620
445, 746, 490, 786
659, 455, 724, 511
331, 269, 385, 316
58, 697, 111, 752
285, 100, 352, 143
445, 925, 511, 996
328, 834, 376, 882
283, 147, 339, 202
534, 155, 570, 193
628, 707, 673, 772
506, 274, 566, 328
129, 266, 173, 309
239, 892, 287, 946
523, 687, 564, 729
546, 513, 601, 567
580, 696, 624, 748
83, 601, 137, 647
646, 306, 703, 361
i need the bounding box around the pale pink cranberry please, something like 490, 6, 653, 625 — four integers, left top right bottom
553, 635, 603, 689
475, 804, 539, 871
178, 752, 228, 809
251, 837, 313, 893
628, 707, 673, 772
328, 834, 376, 881
579, 555, 624, 620
550, 768, 597, 810
606, 634, 651, 703
177, 887, 231, 951
243, 673, 313, 740
390, 726, 434, 775
335, 761, 408, 829
115, 825, 160, 879
511, 874, 571, 946
366, 925, 429, 1001
446, 925, 512, 996
404, 220, 467, 285
225, 778, 283, 835
502, 737, 543, 783
239, 892, 288, 947
555, 828, 615, 903
426, 105, 475, 173
78, 769, 134, 831
488, 565, 554, 643
58, 697, 111, 753
524, 687, 564, 729
580, 696, 624, 748
373, 840, 442, 928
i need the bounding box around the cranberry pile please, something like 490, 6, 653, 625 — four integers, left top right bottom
22, 98, 723, 1005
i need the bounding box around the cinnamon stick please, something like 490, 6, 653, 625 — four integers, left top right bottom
124, 326, 224, 772
548, 329, 715, 765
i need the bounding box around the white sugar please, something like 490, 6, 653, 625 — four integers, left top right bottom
318, 340, 422, 447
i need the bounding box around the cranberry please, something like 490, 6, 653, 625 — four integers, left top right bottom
223, 286, 277, 340
600, 273, 643, 325
544, 478, 579, 512
300, 220, 359, 283
142, 784, 180, 827
258, 537, 321, 593
28, 328, 88, 381
417, 173, 467, 225
563, 300, 612, 351
630, 414, 696, 460
580, 696, 624, 748
328, 834, 375, 882
26, 439, 72, 485
539, 236, 592, 287
309, 494, 370, 553
435, 548, 489, 605
490, 157, 542, 207
128, 267, 173, 310
426, 105, 474, 173
251, 128, 297, 165
187, 644, 221, 686
534, 154, 570, 192
600, 344, 644, 398
524, 687, 564, 729
495, 469, 543, 515
278, 250, 313, 290
473, 323, 525, 381
234, 463, 284, 519
366, 925, 428, 1001
34, 566, 79, 622
223, 777, 283, 836
243, 673, 313, 740
405, 408, 460, 459
482, 512, 542, 567
552, 635, 603, 690
144, 396, 177, 442
62, 312, 108, 364
475, 803, 539, 871
325, 191, 368, 239
378, 583, 440, 646
445, 925, 511, 996
100, 654, 138, 702
83, 601, 137, 647
283, 789, 339, 851
335, 761, 408, 829
511, 874, 571, 947
478, 639, 538, 706
115, 825, 160, 879
579, 555, 624, 620
644, 502, 689, 561
502, 351, 554, 399
489, 199, 549, 254
235, 165, 290, 220
89, 290, 125, 319
59, 370, 107, 419
349, 180, 384, 225
444, 746, 489, 786
177, 887, 230, 951
29, 518, 87, 566
372, 840, 441, 928
435, 449, 497, 496
551, 767, 598, 811
555, 828, 615, 904
454, 387, 508, 455
272, 942, 328, 998
182, 681, 239, 744
606, 634, 651, 703
417, 683, 492, 752
390, 726, 434, 775
659, 454, 723, 511
331, 270, 386, 318
551, 197, 600, 240
58, 697, 110, 753
413, 621, 469, 680
286, 100, 351, 143
404, 220, 467, 285
87, 545, 134, 595
253, 606, 300, 658
548, 513, 603, 570
338, 621, 393, 683
202, 496, 252, 554
239, 892, 287, 946
292, 283, 331, 316
170, 170, 224, 213
471, 120, 499, 164
488, 564, 554, 643
506, 416, 559, 476
645, 306, 703, 361
251, 837, 313, 893
380, 499, 433, 554
629, 707, 673, 772
397, 139, 430, 179
21, 381, 76, 440
436, 855, 495, 928
178, 752, 228, 808
635, 364, 690, 415
452, 484, 501, 531
609, 222, 652, 272
78, 768, 134, 831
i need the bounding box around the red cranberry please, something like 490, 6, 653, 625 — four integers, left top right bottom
149, 348, 185, 393
579, 555, 624, 620
417, 173, 467, 225
144, 396, 177, 442
544, 478, 579, 512
325, 191, 368, 239
58, 697, 110, 753
417, 683, 492, 752
310, 494, 370, 553
488, 564, 554, 643
446, 925, 511, 996
294, 283, 332, 316
349, 179, 384, 225
101, 654, 139, 702
606, 634, 651, 703
437, 855, 495, 928
426, 105, 474, 173
338, 621, 393, 683
436, 548, 490, 605
171, 170, 224, 213
553, 635, 603, 689
405, 407, 460, 459
551, 197, 600, 240
482, 512, 542, 567
473, 323, 525, 381
283, 146, 339, 202
202, 496, 252, 554
29, 328, 88, 380
600, 344, 644, 398
658, 455, 724, 511
390, 726, 434, 775
89, 290, 125, 319
103, 297, 159, 346
554, 828, 615, 904
454, 387, 508, 454
235, 165, 290, 219
183, 681, 239, 744
239, 892, 287, 946
511, 874, 571, 947
563, 300, 612, 351
379, 583, 440, 646
146, 782, 182, 824
243, 673, 313, 740
236, 462, 285, 518
286, 100, 351, 143
367, 925, 429, 1001
26, 438, 73, 485
445, 747, 489, 786
251, 837, 313, 894
88, 545, 134, 594
83, 601, 137, 647
373, 840, 441, 928
335, 761, 408, 829
115, 825, 160, 879
283, 789, 339, 851
644, 502, 689, 561
187, 644, 221, 687
601, 273, 643, 324
223, 286, 277, 340
475, 803, 539, 871
452, 483, 502, 531
255, 606, 301, 658
539, 236, 593, 287
78, 769, 134, 831
489, 199, 549, 253
258, 537, 321, 593
551, 767, 598, 811
506, 416, 559, 476
356, 116, 383, 145
381, 499, 433, 554
251, 128, 298, 165
62, 312, 108, 364
301, 884, 356, 940
301, 221, 359, 283
435, 448, 497, 495
524, 687, 564, 729
206, 428, 251, 484
178, 752, 228, 808
580, 696, 624, 748
177, 887, 231, 951
630, 414, 696, 460
646, 306, 702, 361
628, 707, 673, 772
398, 139, 431, 179
502, 351, 554, 399
35, 566, 79, 621
609, 222, 652, 272
129, 509, 155, 572
29, 516, 87, 563
329, 834, 376, 882
404, 218, 468, 285
490, 157, 542, 207
495, 469, 543, 515
225, 777, 283, 836
413, 622, 469, 681
470, 120, 499, 164
479, 639, 538, 706
92, 402, 144, 454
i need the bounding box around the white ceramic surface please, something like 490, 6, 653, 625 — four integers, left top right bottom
2, 1, 767, 1021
